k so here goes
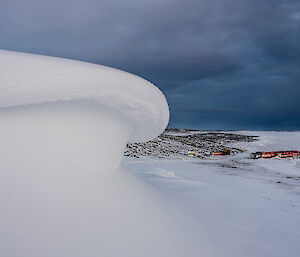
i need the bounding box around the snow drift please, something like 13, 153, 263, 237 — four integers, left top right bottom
0, 49, 169, 142
0, 50, 204, 257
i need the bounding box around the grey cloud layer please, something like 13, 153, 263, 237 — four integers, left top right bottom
1, 0, 299, 129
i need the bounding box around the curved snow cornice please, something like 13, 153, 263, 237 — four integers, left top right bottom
0, 50, 169, 142
0, 50, 202, 257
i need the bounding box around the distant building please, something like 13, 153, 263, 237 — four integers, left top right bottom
250, 151, 299, 159
211, 149, 230, 156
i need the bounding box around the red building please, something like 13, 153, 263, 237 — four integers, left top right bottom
250, 151, 299, 159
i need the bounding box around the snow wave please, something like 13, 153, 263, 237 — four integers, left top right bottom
0, 50, 169, 142
0, 50, 205, 257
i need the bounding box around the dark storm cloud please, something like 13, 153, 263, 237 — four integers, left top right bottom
0, 0, 299, 129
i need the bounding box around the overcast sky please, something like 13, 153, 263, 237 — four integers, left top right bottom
1, 0, 300, 130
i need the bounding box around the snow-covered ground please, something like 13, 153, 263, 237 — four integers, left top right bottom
125, 131, 300, 257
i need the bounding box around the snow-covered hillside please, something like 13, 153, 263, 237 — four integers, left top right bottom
125, 130, 258, 159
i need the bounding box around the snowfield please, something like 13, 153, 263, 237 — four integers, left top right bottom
125, 131, 300, 257
0, 50, 299, 257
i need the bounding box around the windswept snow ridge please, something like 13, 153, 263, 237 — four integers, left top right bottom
0, 51, 205, 257
0, 50, 169, 142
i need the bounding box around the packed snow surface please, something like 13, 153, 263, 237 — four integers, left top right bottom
126, 131, 300, 257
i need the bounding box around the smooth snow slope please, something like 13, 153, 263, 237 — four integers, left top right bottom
126, 132, 300, 257
0, 49, 169, 142
0, 50, 205, 257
